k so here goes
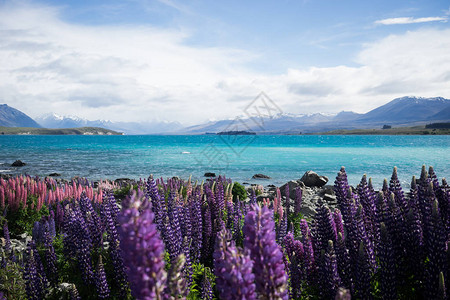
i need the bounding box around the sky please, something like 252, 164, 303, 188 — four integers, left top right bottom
0, 0, 449, 125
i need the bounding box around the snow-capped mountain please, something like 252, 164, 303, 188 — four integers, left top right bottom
36, 113, 183, 135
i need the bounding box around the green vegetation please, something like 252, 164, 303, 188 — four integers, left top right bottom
0, 126, 123, 135
232, 182, 247, 201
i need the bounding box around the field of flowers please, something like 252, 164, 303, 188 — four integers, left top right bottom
0, 165, 449, 299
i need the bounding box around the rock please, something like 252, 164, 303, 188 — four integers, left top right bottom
204, 172, 216, 177
93, 181, 99, 188
115, 178, 134, 186
280, 180, 306, 199
323, 193, 337, 203
11, 160, 26, 167
300, 171, 328, 187
256, 192, 275, 202
49, 173, 61, 177
252, 173, 271, 179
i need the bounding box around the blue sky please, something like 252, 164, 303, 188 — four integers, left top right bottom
0, 0, 449, 124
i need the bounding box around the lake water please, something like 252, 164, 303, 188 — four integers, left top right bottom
0, 135, 448, 188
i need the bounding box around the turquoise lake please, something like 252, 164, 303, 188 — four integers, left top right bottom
0, 135, 448, 188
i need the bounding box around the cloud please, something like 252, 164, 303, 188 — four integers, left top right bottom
0, 2, 449, 125
375, 16, 448, 25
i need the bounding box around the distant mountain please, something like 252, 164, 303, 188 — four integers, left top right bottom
0, 104, 41, 128
355, 96, 450, 124
36, 113, 183, 135
179, 96, 450, 134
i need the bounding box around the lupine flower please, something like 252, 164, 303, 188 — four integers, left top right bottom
379, 223, 397, 300
3, 222, 10, 251
315, 203, 337, 253
95, 256, 110, 299
24, 244, 45, 300
118, 191, 166, 299
164, 254, 187, 299
214, 229, 256, 300
321, 240, 341, 299
354, 241, 372, 299
243, 205, 288, 299
201, 270, 213, 300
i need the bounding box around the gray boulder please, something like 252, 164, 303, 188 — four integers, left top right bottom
280, 180, 306, 199
252, 174, 271, 179
300, 171, 328, 187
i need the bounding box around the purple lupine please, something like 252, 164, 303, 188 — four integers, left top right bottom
314, 203, 337, 253
389, 167, 408, 214
334, 167, 353, 224
201, 271, 213, 300
69, 284, 81, 300
425, 200, 447, 299
95, 256, 110, 299
354, 241, 373, 300
201, 201, 213, 264
164, 254, 187, 299
233, 199, 243, 244
243, 205, 288, 299
379, 223, 397, 300
284, 232, 304, 299
24, 242, 45, 300
190, 197, 203, 263
214, 229, 256, 300
300, 219, 316, 281
182, 236, 193, 288
333, 209, 345, 239
44, 230, 58, 287
335, 233, 353, 293
285, 183, 290, 218
3, 222, 10, 251
294, 186, 302, 215
404, 207, 424, 281
250, 188, 257, 205
101, 192, 128, 293
357, 174, 377, 243
118, 191, 167, 299
321, 240, 341, 299
277, 209, 288, 246
80, 194, 102, 248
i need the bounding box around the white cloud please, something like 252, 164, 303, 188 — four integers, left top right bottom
375, 16, 448, 25
0, 2, 450, 125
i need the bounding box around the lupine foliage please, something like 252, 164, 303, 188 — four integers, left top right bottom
0, 166, 449, 299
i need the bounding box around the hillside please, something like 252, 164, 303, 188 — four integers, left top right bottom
0, 126, 123, 135
0, 104, 41, 127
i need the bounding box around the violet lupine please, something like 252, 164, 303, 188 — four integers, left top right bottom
425, 200, 447, 299
164, 254, 187, 299
284, 232, 304, 299
321, 240, 341, 299
69, 284, 81, 300
118, 191, 166, 299
201, 271, 213, 300
44, 230, 58, 287
333, 209, 345, 239
389, 167, 408, 214
233, 199, 243, 244
95, 256, 110, 299
277, 210, 288, 246
354, 241, 373, 300
294, 186, 302, 216
80, 194, 102, 248
24, 243, 45, 300
182, 236, 193, 288
190, 197, 203, 263
357, 174, 377, 243
201, 201, 213, 264
243, 205, 288, 299
3, 222, 10, 251
314, 203, 337, 253
335, 233, 353, 293
300, 219, 316, 281
214, 229, 256, 300
379, 223, 397, 300
404, 207, 424, 281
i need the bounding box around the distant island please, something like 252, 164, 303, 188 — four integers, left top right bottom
0, 126, 123, 135
216, 130, 256, 135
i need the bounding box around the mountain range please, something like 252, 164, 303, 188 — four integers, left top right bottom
180, 96, 450, 134
0, 96, 449, 134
